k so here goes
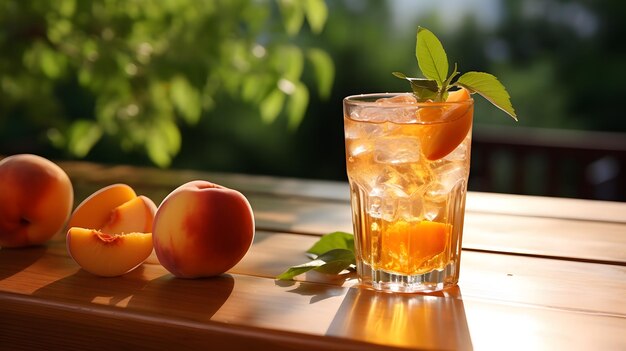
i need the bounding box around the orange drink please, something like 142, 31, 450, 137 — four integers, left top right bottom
344, 90, 473, 292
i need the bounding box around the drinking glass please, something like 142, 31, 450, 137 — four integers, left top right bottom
343, 92, 473, 293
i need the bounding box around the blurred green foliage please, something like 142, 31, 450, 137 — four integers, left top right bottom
0, 0, 333, 167
1, 0, 625, 183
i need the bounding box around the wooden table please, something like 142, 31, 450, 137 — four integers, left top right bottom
1, 161, 625, 350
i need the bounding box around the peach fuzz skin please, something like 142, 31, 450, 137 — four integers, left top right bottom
65, 184, 157, 277
0, 154, 74, 248
153, 180, 255, 278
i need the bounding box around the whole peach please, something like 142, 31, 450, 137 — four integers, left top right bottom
153, 180, 255, 278
0, 154, 74, 247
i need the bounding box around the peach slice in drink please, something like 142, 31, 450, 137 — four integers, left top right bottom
380, 220, 451, 275
418, 88, 473, 160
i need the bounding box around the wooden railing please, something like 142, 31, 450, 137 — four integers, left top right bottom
470, 126, 626, 202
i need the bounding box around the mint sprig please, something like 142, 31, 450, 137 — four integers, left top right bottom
276, 231, 355, 280
395, 26, 517, 121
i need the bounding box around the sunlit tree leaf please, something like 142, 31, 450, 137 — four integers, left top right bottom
273, 45, 304, 82
67, 120, 103, 157
170, 75, 201, 124
304, 0, 328, 34
287, 82, 309, 130
278, 0, 304, 36
307, 48, 334, 99
146, 119, 181, 168
260, 89, 285, 124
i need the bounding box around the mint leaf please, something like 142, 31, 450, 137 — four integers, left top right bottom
394, 26, 518, 120
307, 231, 354, 256
276, 248, 355, 280
455, 71, 517, 121
416, 27, 449, 86
392, 72, 438, 101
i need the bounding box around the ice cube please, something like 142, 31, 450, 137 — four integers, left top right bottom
429, 161, 468, 195
380, 196, 398, 221
424, 201, 445, 221
344, 117, 384, 139
347, 140, 372, 158
397, 195, 423, 221
367, 193, 383, 218
374, 136, 420, 164
375, 94, 417, 105
441, 135, 471, 162
353, 95, 419, 124
353, 106, 389, 122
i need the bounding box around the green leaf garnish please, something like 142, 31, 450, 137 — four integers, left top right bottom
277, 231, 356, 280
393, 72, 438, 102
416, 27, 448, 86
456, 71, 517, 121
394, 26, 518, 120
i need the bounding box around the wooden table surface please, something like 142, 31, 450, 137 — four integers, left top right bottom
1, 161, 625, 350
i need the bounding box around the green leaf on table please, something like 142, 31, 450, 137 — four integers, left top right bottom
306, 231, 354, 256
276, 231, 356, 280
276, 248, 355, 280
455, 71, 518, 121
416, 26, 448, 86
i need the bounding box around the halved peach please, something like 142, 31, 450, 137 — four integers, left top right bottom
100, 195, 156, 234
68, 184, 138, 230
67, 227, 153, 277
66, 184, 157, 277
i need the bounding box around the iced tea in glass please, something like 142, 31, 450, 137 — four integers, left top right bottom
343, 91, 473, 293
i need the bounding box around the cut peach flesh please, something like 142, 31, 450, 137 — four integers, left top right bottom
68, 184, 137, 230
100, 195, 157, 234
418, 88, 473, 160
380, 220, 450, 274
66, 227, 153, 277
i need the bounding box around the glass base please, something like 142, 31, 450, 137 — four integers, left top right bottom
357, 260, 458, 293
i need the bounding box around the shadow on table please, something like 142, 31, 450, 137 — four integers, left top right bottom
0, 246, 47, 280
127, 274, 235, 321
275, 270, 356, 303
31, 265, 234, 323
32, 266, 152, 305
326, 286, 473, 350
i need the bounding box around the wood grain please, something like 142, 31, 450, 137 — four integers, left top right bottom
1, 237, 625, 350
1, 160, 625, 350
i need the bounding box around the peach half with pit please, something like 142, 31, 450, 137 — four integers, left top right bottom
0, 154, 74, 248
66, 184, 157, 277
153, 180, 255, 278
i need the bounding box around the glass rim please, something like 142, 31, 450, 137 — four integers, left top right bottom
343, 92, 473, 107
